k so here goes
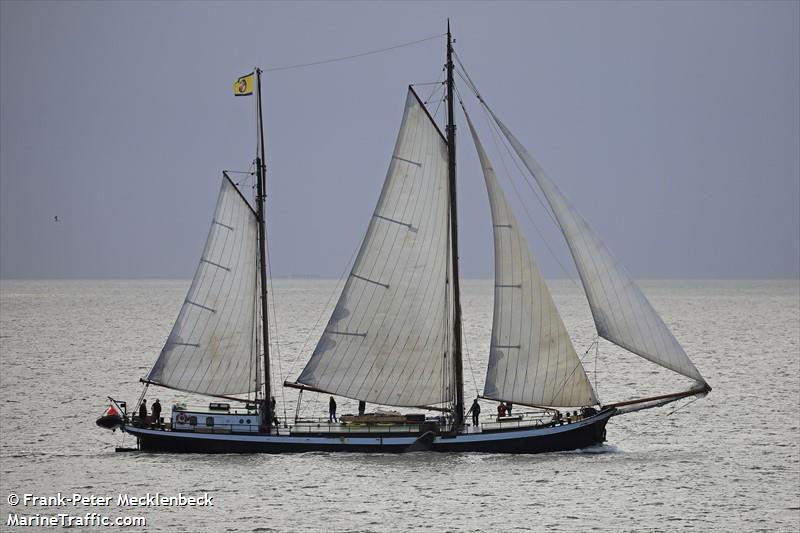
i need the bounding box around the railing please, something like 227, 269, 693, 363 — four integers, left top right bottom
291, 416, 439, 435
476, 413, 572, 432
131, 413, 587, 435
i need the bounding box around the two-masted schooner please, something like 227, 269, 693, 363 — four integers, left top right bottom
97, 25, 710, 453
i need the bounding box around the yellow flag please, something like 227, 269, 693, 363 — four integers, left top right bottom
234, 73, 254, 96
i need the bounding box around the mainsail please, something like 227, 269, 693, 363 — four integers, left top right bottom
297, 89, 451, 407
147, 176, 261, 396
488, 109, 705, 383
465, 111, 597, 407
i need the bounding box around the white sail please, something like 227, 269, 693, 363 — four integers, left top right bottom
489, 110, 705, 383
465, 112, 597, 407
297, 89, 450, 407
147, 176, 261, 396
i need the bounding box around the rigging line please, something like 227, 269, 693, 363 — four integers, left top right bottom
263, 33, 444, 73
249, 253, 258, 405
667, 395, 702, 416
224, 170, 257, 175
431, 91, 445, 126
424, 66, 446, 102
291, 217, 369, 420
264, 224, 287, 420
456, 61, 567, 239
594, 338, 600, 401
231, 161, 257, 188
461, 315, 481, 397
478, 100, 583, 291
290, 228, 363, 377
453, 51, 482, 102
451, 57, 567, 235
424, 90, 446, 106
532, 338, 599, 408
443, 184, 453, 412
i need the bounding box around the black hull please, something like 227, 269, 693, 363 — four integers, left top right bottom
122, 409, 613, 454
432, 415, 609, 453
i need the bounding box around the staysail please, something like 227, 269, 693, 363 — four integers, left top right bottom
297, 89, 451, 407
488, 109, 705, 383
465, 111, 597, 407
146, 176, 261, 396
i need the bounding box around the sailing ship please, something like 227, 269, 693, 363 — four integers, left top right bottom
97, 25, 710, 453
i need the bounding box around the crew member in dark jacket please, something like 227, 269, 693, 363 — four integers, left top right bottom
329, 397, 337, 423
151, 399, 162, 428
138, 399, 147, 426
470, 398, 481, 426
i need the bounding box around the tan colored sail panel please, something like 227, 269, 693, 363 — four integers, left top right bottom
297, 90, 450, 407
490, 110, 705, 383
465, 112, 597, 407
147, 177, 260, 396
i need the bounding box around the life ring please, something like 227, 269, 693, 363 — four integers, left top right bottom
176, 413, 188, 424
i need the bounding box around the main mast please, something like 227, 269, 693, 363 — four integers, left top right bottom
255, 68, 273, 429
446, 21, 465, 428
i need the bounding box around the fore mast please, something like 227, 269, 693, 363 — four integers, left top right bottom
255, 68, 273, 431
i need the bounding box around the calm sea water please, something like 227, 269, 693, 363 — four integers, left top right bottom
0, 279, 798, 532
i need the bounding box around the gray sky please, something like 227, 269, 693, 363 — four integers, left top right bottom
1, 1, 798, 279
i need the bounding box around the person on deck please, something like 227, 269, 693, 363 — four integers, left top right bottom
497, 402, 507, 418
358, 400, 366, 416
470, 398, 481, 426
329, 397, 337, 423
138, 399, 147, 426
271, 396, 278, 426
506, 402, 513, 416
151, 399, 162, 428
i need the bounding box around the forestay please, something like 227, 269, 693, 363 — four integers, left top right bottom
465, 112, 597, 407
489, 109, 705, 383
147, 176, 261, 396
297, 89, 450, 407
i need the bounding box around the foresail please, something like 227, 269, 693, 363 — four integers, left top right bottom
489, 109, 705, 383
465, 112, 597, 407
297, 89, 450, 407
147, 176, 261, 396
